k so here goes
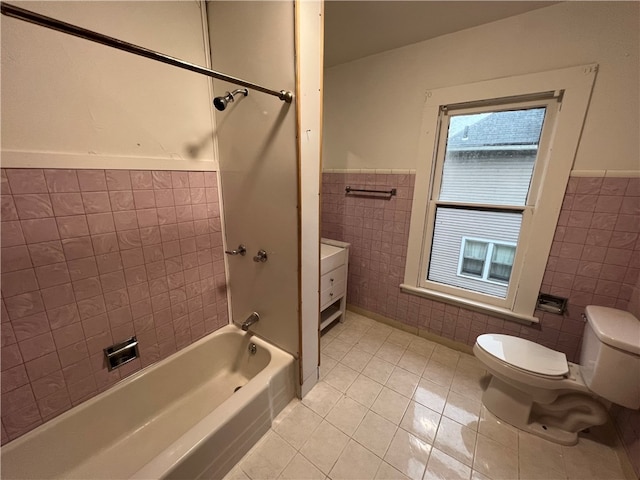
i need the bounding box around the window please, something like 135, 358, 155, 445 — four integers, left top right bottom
458, 238, 516, 285
427, 101, 550, 301
402, 65, 597, 322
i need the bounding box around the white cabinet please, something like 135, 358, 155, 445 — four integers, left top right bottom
320, 239, 350, 331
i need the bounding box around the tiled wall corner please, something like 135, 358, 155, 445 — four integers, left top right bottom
1, 168, 229, 443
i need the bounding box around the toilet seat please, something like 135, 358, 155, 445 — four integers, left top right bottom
476, 334, 569, 377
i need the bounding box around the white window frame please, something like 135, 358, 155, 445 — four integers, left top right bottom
401, 64, 598, 324
425, 97, 556, 308
457, 237, 517, 286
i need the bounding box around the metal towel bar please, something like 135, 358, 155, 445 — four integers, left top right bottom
345, 186, 397, 197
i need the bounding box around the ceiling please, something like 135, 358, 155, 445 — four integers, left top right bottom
324, 1, 558, 67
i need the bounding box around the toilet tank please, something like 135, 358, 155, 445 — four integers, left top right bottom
580, 306, 640, 409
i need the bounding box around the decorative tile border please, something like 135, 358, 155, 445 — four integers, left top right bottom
570, 169, 640, 178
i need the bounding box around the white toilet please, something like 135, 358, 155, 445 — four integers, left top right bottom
473, 305, 640, 445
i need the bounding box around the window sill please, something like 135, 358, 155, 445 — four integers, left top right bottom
399, 284, 539, 325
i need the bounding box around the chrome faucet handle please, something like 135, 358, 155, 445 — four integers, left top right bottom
225, 244, 246, 256
253, 250, 268, 263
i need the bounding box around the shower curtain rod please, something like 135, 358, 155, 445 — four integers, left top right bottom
0, 3, 294, 103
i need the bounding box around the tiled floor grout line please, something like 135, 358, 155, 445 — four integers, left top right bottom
227, 311, 628, 480
318, 317, 489, 479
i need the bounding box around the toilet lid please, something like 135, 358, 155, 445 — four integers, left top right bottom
476, 334, 569, 377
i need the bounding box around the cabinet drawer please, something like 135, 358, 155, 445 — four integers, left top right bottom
321, 280, 345, 309
321, 265, 346, 292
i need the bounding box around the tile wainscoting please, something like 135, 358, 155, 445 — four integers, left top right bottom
1, 168, 229, 443
321, 171, 640, 477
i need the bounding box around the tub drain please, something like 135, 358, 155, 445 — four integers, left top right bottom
234, 385, 243, 393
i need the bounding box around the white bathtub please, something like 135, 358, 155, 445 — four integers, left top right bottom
1, 325, 296, 480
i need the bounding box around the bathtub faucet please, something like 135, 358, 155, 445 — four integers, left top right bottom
241, 312, 260, 331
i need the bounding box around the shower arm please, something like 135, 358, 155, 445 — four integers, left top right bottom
0, 3, 294, 104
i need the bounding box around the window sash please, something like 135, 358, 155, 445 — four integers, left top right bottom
418, 97, 558, 309
430, 98, 557, 210
439, 108, 546, 207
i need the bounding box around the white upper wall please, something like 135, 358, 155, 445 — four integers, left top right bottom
1, 1, 216, 170
323, 2, 639, 173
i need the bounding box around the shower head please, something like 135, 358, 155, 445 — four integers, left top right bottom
213, 89, 248, 111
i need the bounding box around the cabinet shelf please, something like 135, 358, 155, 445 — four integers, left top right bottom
320, 302, 342, 331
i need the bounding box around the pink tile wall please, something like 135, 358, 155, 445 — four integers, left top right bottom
322, 171, 416, 326
540, 177, 639, 357
321, 173, 639, 360
1, 168, 228, 444
322, 172, 640, 476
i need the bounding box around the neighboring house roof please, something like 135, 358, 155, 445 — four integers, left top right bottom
447, 108, 545, 150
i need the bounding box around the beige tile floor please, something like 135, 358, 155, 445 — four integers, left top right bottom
225, 311, 629, 480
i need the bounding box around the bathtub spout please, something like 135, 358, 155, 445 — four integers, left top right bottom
241, 312, 260, 331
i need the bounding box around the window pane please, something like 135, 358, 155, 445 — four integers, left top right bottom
463, 240, 487, 260
489, 244, 516, 282
439, 108, 546, 206
462, 258, 484, 277
461, 240, 486, 276
489, 263, 512, 282
428, 207, 522, 298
